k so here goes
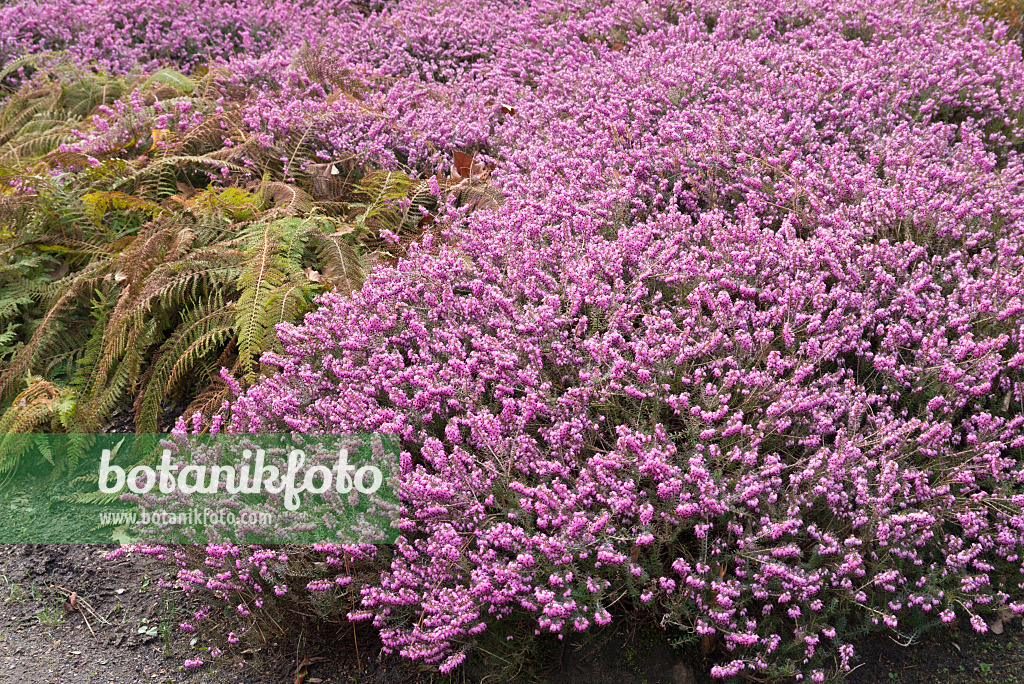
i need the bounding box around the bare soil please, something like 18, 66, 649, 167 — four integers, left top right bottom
1, 545, 1023, 683
848, 617, 1024, 684
0, 545, 422, 684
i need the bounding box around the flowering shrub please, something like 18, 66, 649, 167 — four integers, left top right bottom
5, 0, 1024, 678
0, 0, 363, 73
176, 0, 1024, 677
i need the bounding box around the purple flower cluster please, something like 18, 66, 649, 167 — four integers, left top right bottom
0, 0, 364, 73
14, 0, 1024, 676
211, 0, 1024, 675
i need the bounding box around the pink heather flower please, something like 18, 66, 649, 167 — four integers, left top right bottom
970, 615, 988, 633
77, 0, 1024, 678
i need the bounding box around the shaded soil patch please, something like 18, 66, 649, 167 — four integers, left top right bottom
849, 618, 1024, 684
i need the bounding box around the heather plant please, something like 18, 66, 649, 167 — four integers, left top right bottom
2, 0, 1024, 680
0, 0, 363, 75
161, 0, 1024, 679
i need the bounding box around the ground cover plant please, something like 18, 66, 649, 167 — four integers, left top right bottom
3, 0, 1024, 681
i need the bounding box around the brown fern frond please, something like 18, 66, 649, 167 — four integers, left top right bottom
259, 182, 315, 216
0, 378, 73, 484
309, 232, 364, 293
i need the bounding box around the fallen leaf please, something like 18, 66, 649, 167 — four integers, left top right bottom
453, 150, 475, 178
150, 129, 170, 147
294, 657, 310, 684
329, 224, 356, 237
988, 607, 1015, 635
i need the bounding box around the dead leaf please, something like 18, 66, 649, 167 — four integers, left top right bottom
294, 657, 327, 684
610, 41, 626, 51
988, 607, 1015, 635
294, 658, 308, 684
46, 259, 70, 281
329, 224, 356, 237
453, 150, 475, 178
304, 268, 322, 283
150, 128, 170, 146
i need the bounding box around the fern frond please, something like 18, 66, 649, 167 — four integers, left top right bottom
234, 220, 291, 382
70, 314, 157, 432
0, 378, 71, 485
184, 186, 260, 222
141, 69, 196, 95
0, 131, 74, 166
351, 170, 412, 233
115, 156, 246, 198
0, 262, 109, 401
134, 299, 235, 432
259, 182, 315, 216
61, 490, 124, 505
81, 191, 163, 225
309, 232, 364, 292
0, 86, 61, 145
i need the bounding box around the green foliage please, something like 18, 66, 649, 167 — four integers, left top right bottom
0, 180, 372, 440
0, 54, 497, 481
0, 56, 456, 473
0, 378, 74, 483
